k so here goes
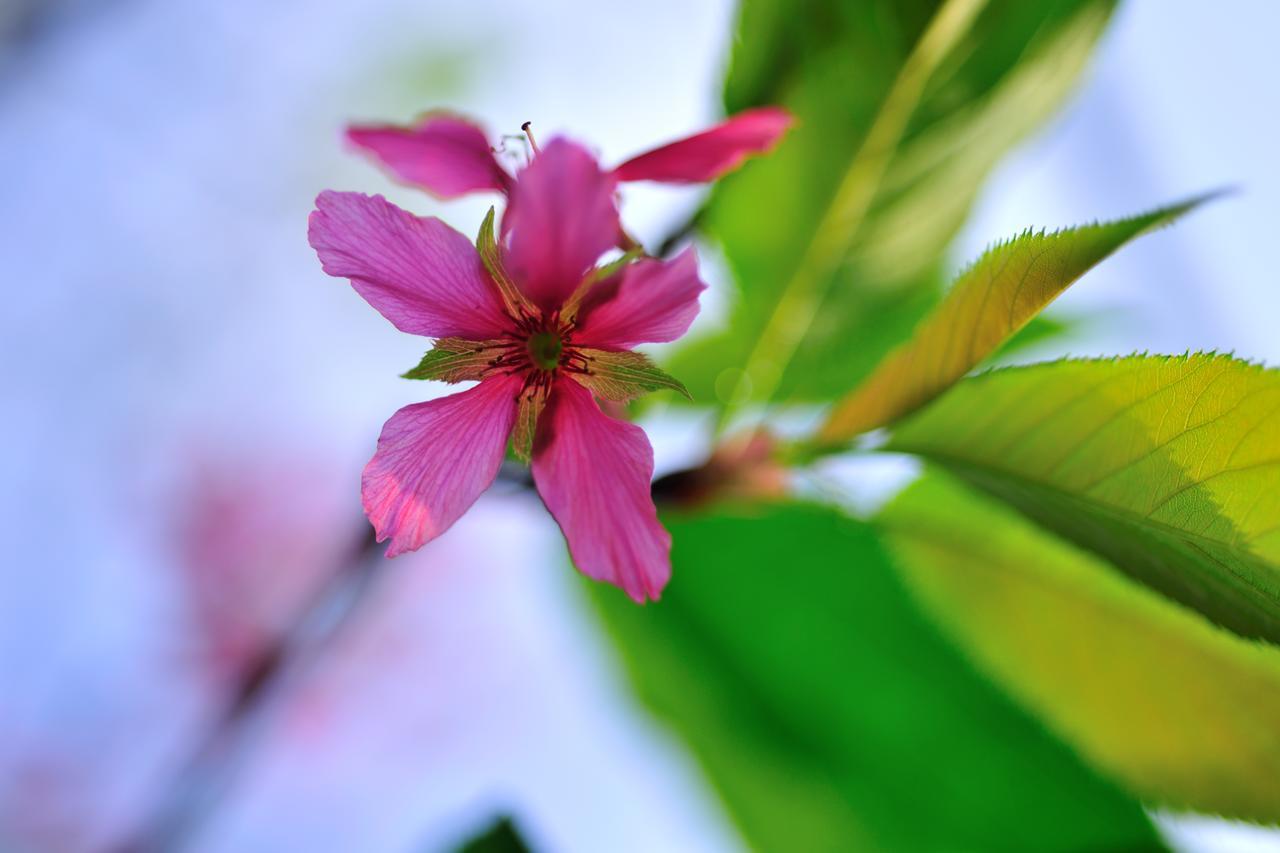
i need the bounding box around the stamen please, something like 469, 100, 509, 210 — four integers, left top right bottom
512, 312, 542, 336
521, 121, 541, 156
563, 353, 591, 374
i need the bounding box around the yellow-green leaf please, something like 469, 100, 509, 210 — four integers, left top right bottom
817, 196, 1213, 444
887, 353, 1280, 642
573, 349, 691, 402
401, 337, 509, 382
880, 473, 1280, 822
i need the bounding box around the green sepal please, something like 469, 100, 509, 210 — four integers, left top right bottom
401, 337, 509, 382
511, 382, 548, 463
477, 207, 535, 319
573, 349, 692, 401
561, 248, 644, 323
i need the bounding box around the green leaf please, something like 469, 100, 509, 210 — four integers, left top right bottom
453, 817, 532, 853
880, 472, 1280, 823
588, 503, 1161, 852
817, 196, 1212, 444
401, 337, 510, 382
666, 280, 937, 410
996, 312, 1080, 360
667, 0, 1119, 407
572, 349, 691, 402
887, 353, 1280, 642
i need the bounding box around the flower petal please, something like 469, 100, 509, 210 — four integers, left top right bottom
505, 138, 620, 310
573, 248, 705, 349
309, 190, 511, 339
346, 114, 511, 198
611, 106, 793, 184
531, 379, 671, 602
363, 374, 522, 557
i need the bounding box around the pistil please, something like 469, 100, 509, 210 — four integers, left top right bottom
521, 121, 541, 156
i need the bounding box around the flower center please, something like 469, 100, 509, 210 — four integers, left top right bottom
527, 330, 563, 371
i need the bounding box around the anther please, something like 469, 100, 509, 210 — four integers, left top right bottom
521, 121, 541, 156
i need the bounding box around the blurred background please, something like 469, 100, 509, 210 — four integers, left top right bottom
2, 1, 1278, 850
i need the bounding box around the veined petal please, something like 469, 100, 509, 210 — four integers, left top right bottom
346, 114, 511, 198
574, 248, 705, 349
611, 107, 793, 184
532, 379, 671, 602
309, 191, 511, 339
362, 374, 522, 557
505, 138, 620, 310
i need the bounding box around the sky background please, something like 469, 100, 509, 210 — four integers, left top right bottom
1, 1, 1278, 851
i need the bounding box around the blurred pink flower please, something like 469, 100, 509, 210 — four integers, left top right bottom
0, 751, 92, 852
345, 107, 793, 198
169, 450, 354, 682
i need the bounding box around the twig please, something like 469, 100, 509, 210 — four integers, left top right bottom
654, 207, 703, 259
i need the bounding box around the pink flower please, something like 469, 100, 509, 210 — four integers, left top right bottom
345, 107, 793, 198
310, 112, 790, 601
